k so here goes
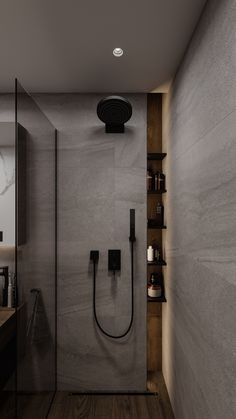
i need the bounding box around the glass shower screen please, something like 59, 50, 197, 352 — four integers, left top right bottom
15, 79, 57, 419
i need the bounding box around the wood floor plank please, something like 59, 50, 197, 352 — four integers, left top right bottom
145, 395, 163, 419
71, 394, 95, 418
17, 392, 54, 419
48, 394, 165, 419
147, 372, 175, 419
129, 395, 152, 419
0, 391, 16, 419
47, 392, 69, 419
94, 395, 113, 418
48, 375, 175, 419
112, 396, 138, 419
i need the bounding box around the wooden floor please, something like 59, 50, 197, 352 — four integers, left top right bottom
0, 391, 16, 419
17, 392, 54, 419
48, 373, 174, 419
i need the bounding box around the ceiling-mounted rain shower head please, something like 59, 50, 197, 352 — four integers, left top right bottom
97, 96, 132, 133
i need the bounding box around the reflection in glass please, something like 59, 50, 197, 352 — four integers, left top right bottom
0, 122, 17, 419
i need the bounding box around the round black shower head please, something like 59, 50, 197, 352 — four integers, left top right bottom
97, 96, 132, 133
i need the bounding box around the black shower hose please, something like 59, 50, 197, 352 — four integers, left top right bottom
93, 241, 134, 339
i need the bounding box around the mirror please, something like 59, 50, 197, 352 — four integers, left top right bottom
0, 123, 15, 247
0, 122, 26, 248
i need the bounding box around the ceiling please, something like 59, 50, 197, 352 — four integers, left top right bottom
0, 0, 206, 93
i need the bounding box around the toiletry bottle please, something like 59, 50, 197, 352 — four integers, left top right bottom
160, 172, 165, 191
157, 172, 162, 190
147, 245, 154, 262
0, 267, 9, 306
0, 277, 3, 306
154, 172, 159, 191
156, 202, 164, 226
152, 242, 160, 262
148, 273, 162, 298
147, 167, 153, 191
12, 274, 17, 307
7, 273, 13, 308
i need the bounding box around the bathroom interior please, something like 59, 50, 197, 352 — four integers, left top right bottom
0, 0, 235, 418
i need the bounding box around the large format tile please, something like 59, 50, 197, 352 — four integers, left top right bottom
162, 0, 236, 418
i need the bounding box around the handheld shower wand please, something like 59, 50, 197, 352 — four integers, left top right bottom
91, 209, 136, 339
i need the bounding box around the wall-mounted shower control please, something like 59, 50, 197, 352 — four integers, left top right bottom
90, 250, 99, 263
108, 250, 121, 272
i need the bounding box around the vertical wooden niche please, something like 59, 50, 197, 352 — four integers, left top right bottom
147, 94, 166, 379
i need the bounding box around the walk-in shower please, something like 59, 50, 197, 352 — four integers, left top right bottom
0, 90, 148, 417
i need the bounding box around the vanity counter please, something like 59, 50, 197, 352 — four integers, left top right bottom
0, 308, 15, 328
0, 307, 16, 352
0, 305, 25, 353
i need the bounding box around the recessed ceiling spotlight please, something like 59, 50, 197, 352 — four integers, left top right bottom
113, 48, 123, 57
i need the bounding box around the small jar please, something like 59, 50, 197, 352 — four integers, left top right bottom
148, 273, 162, 298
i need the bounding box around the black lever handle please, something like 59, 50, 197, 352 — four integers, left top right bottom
129, 209, 136, 242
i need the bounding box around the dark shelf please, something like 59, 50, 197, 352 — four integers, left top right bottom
147, 296, 167, 303
147, 189, 167, 194
147, 222, 167, 229
147, 260, 167, 266
147, 153, 167, 161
